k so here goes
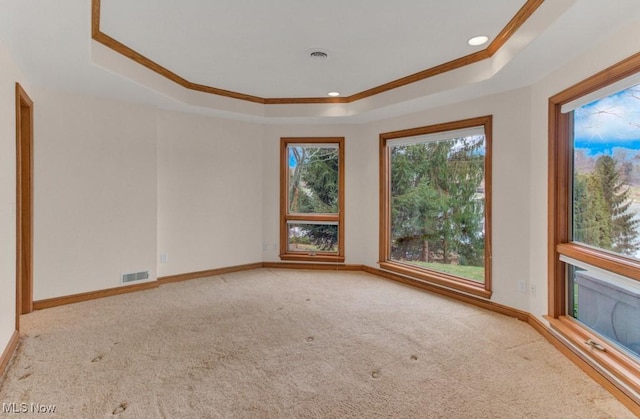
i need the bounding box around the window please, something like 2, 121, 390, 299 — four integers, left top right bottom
549, 54, 640, 400
280, 138, 344, 262
379, 116, 492, 298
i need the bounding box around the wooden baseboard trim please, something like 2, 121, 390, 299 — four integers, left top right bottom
0, 330, 19, 377
362, 265, 529, 321
33, 281, 159, 310
158, 262, 263, 284
528, 315, 640, 416
262, 262, 363, 271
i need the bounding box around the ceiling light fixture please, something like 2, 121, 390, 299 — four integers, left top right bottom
327, 91, 340, 97
468, 35, 489, 46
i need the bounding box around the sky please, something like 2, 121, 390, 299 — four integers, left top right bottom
574, 84, 640, 149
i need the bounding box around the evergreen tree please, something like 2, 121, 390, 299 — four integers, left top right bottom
594, 155, 639, 255
389, 136, 486, 267
573, 172, 612, 249
390, 144, 443, 261
288, 146, 339, 250
573, 155, 638, 256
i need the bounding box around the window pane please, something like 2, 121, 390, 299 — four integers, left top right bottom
572, 83, 640, 259
287, 223, 338, 254
568, 263, 640, 360
288, 145, 339, 214
389, 134, 486, 283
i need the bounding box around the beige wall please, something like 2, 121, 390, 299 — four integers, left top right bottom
33, 89, 158, 300
31, 97, 265, 300
157, 111, 263, 277
0, 41, 25, 353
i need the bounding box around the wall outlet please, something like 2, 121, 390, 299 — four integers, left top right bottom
518, 279, 527, 293
530, 283, 536, 296
159, 253, 168, 264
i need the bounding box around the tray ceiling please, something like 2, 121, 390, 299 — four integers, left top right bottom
96, 0, 533, 102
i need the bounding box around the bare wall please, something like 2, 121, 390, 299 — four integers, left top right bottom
0, 41, 25, 357
157, 111, 263, 277
33, 89, 157, 300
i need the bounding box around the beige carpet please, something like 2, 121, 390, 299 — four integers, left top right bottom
0, 268, 634, 418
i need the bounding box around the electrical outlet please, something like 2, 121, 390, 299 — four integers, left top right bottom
518, 279, 527, 293
159, 253, 168, 264
530, 283, 536, 296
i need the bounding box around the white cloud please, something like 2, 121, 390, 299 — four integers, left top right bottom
574, 87, 640, 142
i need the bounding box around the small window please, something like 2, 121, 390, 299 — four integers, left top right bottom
280, 138, 344, 262
379, 117, 492, 297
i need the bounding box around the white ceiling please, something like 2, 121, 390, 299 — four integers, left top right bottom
100, 0, 526, 99
1, 0, 640, 122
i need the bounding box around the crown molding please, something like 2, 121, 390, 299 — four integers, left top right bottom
91, 0, 543, 105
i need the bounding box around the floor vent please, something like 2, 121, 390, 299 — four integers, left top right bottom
122, 271, 149, 284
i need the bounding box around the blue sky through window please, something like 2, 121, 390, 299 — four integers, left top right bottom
572, 82, 640, 260
574, 84, 640, 153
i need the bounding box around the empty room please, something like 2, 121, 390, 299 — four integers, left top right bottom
1, 0, 640, 417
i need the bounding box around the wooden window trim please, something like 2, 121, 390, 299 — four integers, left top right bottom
379, 116, 493, 298
280, 137, 345, 262
547, 316, 640, 401
378, 261, 492, 298
557, 243, 640, 282
548, 51, 640, 400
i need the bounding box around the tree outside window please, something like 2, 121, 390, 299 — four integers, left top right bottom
379, 116, 492, 297
280, 138, 344, 262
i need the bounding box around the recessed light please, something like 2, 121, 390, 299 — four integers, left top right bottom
327, 91, 340, 97
468, 35, 489, 46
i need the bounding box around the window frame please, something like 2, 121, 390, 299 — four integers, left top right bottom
280, 137, 345, 262
379, 116, 493, 298
548, 52, 640, 400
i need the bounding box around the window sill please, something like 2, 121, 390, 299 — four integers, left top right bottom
279, 254, 345, 263
378, 261, 491, 298
547, 315, 640, 399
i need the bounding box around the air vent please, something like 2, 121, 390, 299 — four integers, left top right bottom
310, 51, 327, 59
121, 270, 149, 284
308, 49, 329, 60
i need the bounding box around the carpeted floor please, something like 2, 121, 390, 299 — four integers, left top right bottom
0, 269, 634, 418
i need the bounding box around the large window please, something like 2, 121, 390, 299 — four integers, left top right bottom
549, 54, 640, 402
379, 116, 492, 297
280, 138, 344, 262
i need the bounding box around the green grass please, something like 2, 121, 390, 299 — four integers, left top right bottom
403, 260, 485, 283
289, 243, 338, 253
